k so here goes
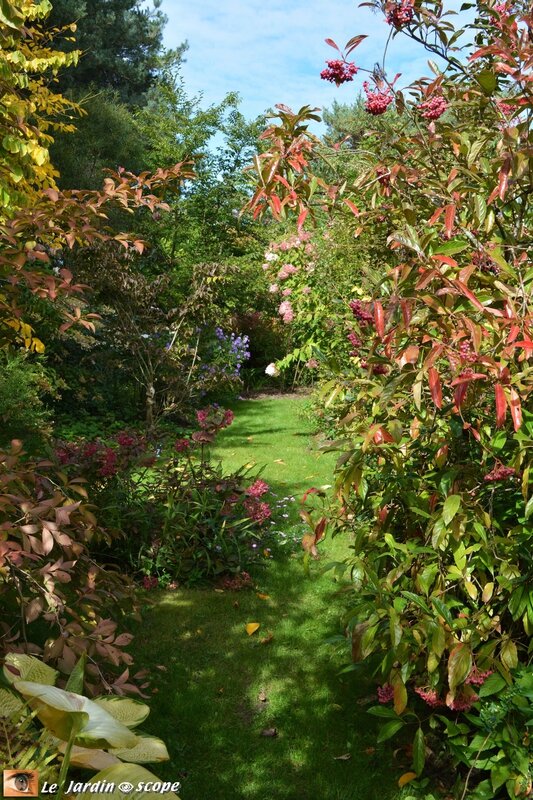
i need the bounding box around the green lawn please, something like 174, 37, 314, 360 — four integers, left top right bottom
131, 396, 406, 800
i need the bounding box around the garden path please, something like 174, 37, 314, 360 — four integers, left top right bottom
132, 396, 403, 800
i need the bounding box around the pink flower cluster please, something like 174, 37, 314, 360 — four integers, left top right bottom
418, 95, 448, 120
278, 300, 294, 324
275, 231, 312, 249
278, 263, 299, 281
100, 448, 118, 477
244, 498, 272, 525
465, 666, 493, 686
414, 687, 445, 707
142, 575, 159, 590
483, 464, 516, 482
55, 433, 150, 479
197, 406, 235, 431
377, 684, 394, 703
363, 82, 394, 116
320, 59, 358, 86
386, 0, 414, 27
174, 438, 191, 453
247, 479, 270, 498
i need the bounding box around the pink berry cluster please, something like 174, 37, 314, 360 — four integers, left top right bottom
347, 330, 362, 356
472, 249, 500, 275
363, 82, 394, 115
320, 59, 358, 86
465, 666, 493, 686
449, 692, 479, 711
414, 687, 445, 707
386, 0, 414, 27
372, 364, 389, 376
349, 300, 373, 327
377, 684, 394, 703
418, 95, 448, 120
459, 340, 477, 364
376, 165, 391, 187
496, 99, 514, 118
483, 464, 516, 482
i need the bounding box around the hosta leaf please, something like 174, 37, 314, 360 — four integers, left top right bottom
76, 764, 181, 799
4, 654, 58, 687
111, 733, 169, 763
0, 688, 25, 719
14, 681, 137, 749
94, 696, 150, 729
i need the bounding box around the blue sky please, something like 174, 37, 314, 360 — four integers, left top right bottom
159, 0, 441, 128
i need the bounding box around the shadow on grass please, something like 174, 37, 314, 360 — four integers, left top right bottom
131, 550, 404, 800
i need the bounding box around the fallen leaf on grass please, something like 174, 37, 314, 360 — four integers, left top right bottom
256, 592, 270, 600
273, 459, 285, 464
333, 754, 351, 761
214, 589, 224, 593
258, 689, 268, 703
259, 633, 273, 645
260, 728, 278, 737
398, 772, 417, 788
246, 622, 260, 636
233, 601, 240, 609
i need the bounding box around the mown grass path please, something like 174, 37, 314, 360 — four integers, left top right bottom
132, 396, 403, 800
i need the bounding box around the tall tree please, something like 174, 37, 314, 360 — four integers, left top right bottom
47, 0, 168, 104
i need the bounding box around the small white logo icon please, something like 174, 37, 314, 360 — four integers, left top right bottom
118, 782, 135, 793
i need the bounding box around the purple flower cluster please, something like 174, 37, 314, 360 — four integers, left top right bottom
212, 328, 251, 377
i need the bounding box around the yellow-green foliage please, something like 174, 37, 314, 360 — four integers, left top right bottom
0, 0, 81, 212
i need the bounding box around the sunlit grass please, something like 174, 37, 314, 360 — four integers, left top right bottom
131, 396, 407, 800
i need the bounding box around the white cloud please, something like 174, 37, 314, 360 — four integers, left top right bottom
159, 0, 452, 128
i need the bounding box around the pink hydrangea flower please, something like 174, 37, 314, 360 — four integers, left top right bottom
278, 300, 294, 324
244, 498, 272, 524
247, 479, 270, 498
